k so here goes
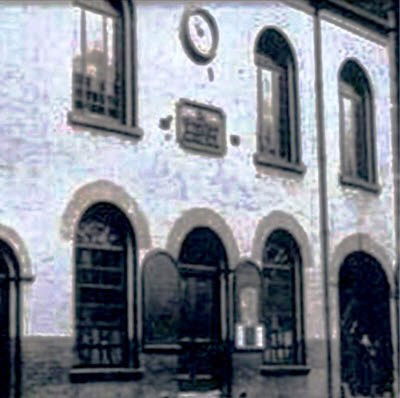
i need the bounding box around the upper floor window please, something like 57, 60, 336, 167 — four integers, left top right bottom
339, 60, 377, 190
262, 229, 305, 365
70, 1, 140, 136
255, 28, 302, 172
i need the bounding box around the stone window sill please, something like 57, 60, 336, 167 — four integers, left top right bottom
69, 367, 144, 382
260, 364, 311, 376
254, 152, 306, 175
68, 111, 143, 139
142, 343, 181, 353
339, 174, 381, 194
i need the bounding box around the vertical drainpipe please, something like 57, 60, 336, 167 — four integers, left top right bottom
388, 6, 400, 395
311, 2, 333, 398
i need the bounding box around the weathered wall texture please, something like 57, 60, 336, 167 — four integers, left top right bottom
0, 1, 396, 397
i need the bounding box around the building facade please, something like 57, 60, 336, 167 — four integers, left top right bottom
0, 1, 398, 397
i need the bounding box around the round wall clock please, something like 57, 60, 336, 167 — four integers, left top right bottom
180, 8, 219, 64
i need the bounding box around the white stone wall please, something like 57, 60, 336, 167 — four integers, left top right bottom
0, 3, 394, 367
320, 17, 396, 266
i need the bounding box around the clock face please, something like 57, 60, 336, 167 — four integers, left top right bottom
187, 13, 214, 56
181, 8, 218, 64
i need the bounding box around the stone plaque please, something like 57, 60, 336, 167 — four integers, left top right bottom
176, 99, 226, 156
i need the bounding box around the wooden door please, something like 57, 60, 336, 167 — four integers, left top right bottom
178, 264, 223, 392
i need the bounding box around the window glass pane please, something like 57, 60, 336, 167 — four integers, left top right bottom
278, 69, 290, 161
264, 313, 294, 363
355, 101, 368, 181
72, 3, 122, 121
106, 17, 114, 67
72, 7, 82, 65
261, 68, 277, 155
342, 96, 356, 176
86, 10, 104, 52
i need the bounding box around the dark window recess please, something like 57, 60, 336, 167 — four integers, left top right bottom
262, 229, 304, 365
75, 203, 133, 368
143, 252, 180, 346
72, 0, 125, 123
339, 60, 377, 187
255, 28, 300, 167
339, 252, 393, 397
0, 252, 10, 397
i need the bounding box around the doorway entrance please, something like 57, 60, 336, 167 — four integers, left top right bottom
0, 252, 11, 398
339, 251, 393, 397
177, 227, 229, 393
0, 241, 20, 398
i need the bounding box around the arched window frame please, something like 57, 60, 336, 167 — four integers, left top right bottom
70, 202, 141, 382
68, 0, 142, 138
254, 28, 304, 174
338, 59, 379, 192
261, 229, 306, 368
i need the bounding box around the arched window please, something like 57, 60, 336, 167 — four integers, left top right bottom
70, 1, 139, 135
255, 28, 301, 169
74, 203, 137, 369
339, 60, 376, 188
339, 252, 393, 396
262, 229, 304, 365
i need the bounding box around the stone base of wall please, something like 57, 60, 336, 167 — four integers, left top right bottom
19, 336, 328, 398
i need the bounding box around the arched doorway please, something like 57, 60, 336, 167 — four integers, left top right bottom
339, 251, 393, 396
0, 241, 20, 398
177, 227, 229, 393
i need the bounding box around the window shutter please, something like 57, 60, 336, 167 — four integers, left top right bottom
234, 262, 262, 325
143, 252, 180, 346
